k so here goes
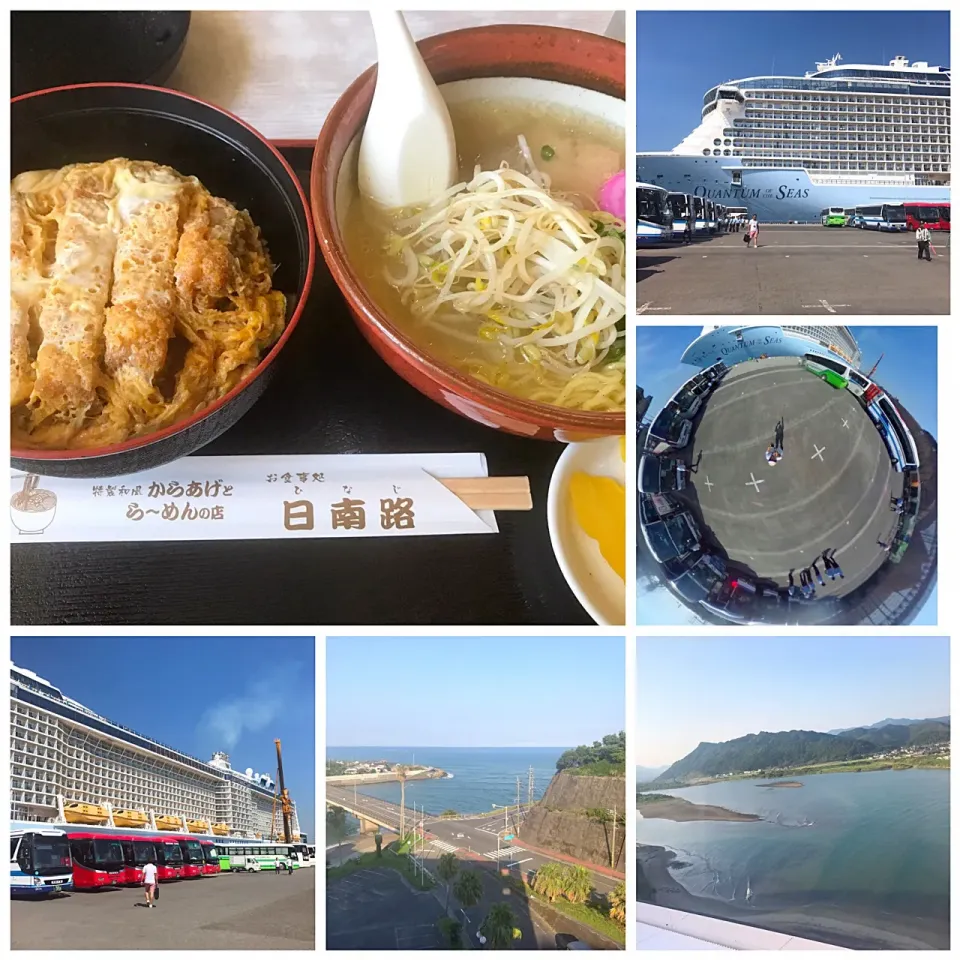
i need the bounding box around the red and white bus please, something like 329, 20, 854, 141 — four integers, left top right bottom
200, 840, 221, 876
152, 836, 185, 881
175, 835, 205, 878
67, 832, 125, 889
903, 201, 950, 231
117, 834, 158, 885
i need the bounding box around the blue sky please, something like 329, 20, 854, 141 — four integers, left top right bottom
637, 11, 951, 150
636, 636, 949, 766
11, 638, 316, 839
327, 636, 624, 747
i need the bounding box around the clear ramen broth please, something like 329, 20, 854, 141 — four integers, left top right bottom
344, 97, 626, 411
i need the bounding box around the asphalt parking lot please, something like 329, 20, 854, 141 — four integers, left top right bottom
636, 225, 949, 314
682, 359, 898, 593
326, 868, 445, 950
12, 868, 315, 950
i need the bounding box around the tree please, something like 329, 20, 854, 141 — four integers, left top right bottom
452, 870, 483, 910
607, 882, 626, 925
438, 852, 459, 910
563, 865, 592, 904
531, 863, 567, 902
440, 809, 459, 819
481, 903, 520, 949
374, 832, 382, 857
326, 806, 349, 860
438, 918, 462, 948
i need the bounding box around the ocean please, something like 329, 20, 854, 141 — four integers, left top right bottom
327, 746, 563, 818
636, 769, 949, 949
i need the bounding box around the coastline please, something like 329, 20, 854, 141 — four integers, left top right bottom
635, 844, 946, 950
637, 796, 761, 822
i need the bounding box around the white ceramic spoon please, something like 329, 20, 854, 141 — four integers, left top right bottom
357, 10, 458, 210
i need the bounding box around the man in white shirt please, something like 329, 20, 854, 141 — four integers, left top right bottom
916, 222, 932, 261
142, 859, 159, 908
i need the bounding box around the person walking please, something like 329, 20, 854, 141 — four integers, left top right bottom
142, 858, 158, 908
811, 562, 825, 587
287, 857, 294, 876
824, 555, 845, 580
683, 206, 693, 244
748, 214, 759, 248
799, 569, 814, 599
916, 222, 932, 261
275, 857, 282, 875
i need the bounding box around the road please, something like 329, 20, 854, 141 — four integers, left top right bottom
12, 866, 315, 950
327, 786, 622, 901
636, 224, 949, 314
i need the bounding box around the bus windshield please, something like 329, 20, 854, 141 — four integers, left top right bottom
31, 837, 72, 876
203, 845, 220, 864
884, 205, 906, 222
637, 188, 670, 225
667, 194, 687, 218
160, 842, 184, 864
93, 839, 124, 866
131, 840, 155, 864
181, 839, 204, 863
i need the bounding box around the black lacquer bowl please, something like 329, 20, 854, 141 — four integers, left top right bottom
11, 83, 315, 477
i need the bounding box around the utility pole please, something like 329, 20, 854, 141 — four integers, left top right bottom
528, 766, 534, 808
516, 776, 521, 833
610, 806, 617, 870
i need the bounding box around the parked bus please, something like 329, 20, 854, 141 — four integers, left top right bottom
903, 201, 950, 232
636, 182, 672, 245
200, 840, 221, 876
820, 207, 846, 226
175, 835, 205, 878
67, 831, 125, 889
690, 196, 710, 235
801, 353, 870, 397
852, 203, 908, 232
218, 842, 297, 872
705, 199, 718, 234
843, 207, 857, 226
118, 834, 157, 885
666, 192, 693, 240
11, 828, 73, 895
153, 835, 185, 881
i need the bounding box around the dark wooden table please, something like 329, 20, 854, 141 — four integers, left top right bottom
11, 146, 592, 626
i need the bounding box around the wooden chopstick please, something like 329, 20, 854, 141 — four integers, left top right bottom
439, 476, 532, 511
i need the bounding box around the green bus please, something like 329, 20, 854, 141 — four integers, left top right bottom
218, 842, 300, 872
820, 207, 846, 227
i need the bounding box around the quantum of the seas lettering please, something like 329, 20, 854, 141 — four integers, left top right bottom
778, 186, 811, 200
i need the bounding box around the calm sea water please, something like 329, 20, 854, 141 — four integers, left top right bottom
327, 746, 562, 817
637, 769, 949, 948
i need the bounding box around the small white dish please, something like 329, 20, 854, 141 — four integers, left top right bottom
547, 436, 626, 626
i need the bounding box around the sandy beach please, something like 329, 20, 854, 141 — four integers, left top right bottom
636, 844, 944, 950
637, 796, 761, 822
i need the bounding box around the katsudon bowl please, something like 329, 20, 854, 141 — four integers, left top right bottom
11, 83, 315, 477
312, 25, 626, 441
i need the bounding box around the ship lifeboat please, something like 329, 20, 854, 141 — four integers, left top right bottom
186, 819, 208, 833
154, 815, 182, 831
211, 823, 229, 836
63, 802, 110, 824
112, 808, 149, 828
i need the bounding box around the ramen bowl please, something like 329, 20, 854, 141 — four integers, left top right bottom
312, 25, 626, 441
11, 83, 315, 477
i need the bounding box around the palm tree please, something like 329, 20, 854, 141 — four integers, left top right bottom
452, 870, 483, 911
396, 765, 408, 840
437, 852, 459, 910
607, 882, 626, 925
564, 865, 592, 904
531, 863, 566, 902
481, 902, 519, 949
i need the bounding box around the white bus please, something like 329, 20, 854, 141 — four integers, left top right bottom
801, 353, 870, 397
11, 828, 73, 895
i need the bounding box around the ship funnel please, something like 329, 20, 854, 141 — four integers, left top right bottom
912, 61, 929, 69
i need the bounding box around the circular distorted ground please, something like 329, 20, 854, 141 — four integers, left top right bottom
687, 358, 899, 595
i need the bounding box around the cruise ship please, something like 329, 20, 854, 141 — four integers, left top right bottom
10, 663, 299, 839
637, 54, 950, 221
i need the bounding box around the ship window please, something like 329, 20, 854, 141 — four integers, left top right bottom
713, 138, 721, 146
713, 149, 722, 156
723, 150, 731, 156
702, 149, 710, 156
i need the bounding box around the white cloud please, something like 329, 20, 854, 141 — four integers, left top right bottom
198, 665, 299, 750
